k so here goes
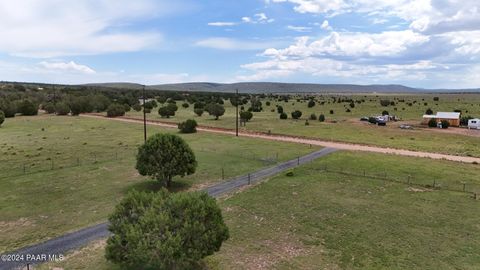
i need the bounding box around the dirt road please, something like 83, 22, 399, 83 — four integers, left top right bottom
82, 114, 480, 164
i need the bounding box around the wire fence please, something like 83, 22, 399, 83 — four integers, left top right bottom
314, 163, 480, 199
0, 146, 289, 181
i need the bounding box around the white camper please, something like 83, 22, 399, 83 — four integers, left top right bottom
468, 119, 480, 130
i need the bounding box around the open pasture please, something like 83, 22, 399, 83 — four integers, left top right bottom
0, 115, 317, 252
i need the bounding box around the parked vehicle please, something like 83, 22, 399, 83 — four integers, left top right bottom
468, 118, 480, 130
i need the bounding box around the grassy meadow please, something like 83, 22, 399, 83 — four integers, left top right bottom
121, 93, 480, 157
39, 151, 480, 270
0, 115, 318, 252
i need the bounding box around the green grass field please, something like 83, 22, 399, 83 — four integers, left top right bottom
39, 151, 480, 270
0, 115, 318, 252
121, 93, 480, 157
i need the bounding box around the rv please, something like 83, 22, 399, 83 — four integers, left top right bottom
468, 119, 480, 130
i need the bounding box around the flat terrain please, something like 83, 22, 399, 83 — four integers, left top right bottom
39, 151, 480, 270
0, 115, 318, 252
122, 93, 480, 157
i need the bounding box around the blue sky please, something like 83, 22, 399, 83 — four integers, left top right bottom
0, 0, 479, 88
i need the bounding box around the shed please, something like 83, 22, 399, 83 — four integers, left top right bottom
422, 112, 461, 127
468, 118, 480, 130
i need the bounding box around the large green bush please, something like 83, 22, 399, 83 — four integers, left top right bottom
178, 119, 198, 133
428, 118, 438, 128
0, 110, 5, 127
18, 100, 38, 116
291, 110, 302, 119
106, 103, 126, 117
106, 189, 229, 270
55, 102, 70, 115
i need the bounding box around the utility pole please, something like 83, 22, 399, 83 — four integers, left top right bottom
143, 85, 147, 142
235, 89, 239, 137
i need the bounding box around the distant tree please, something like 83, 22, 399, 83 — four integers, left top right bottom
310, 113, 317, 120
158, 106, 175, 118
240, 111, 253, 122
380, 100, 391, 107
178, 119, 198, 133
433, 97, 439, 101
440, 120, 449, 129
307, 100, 316, 108
157, 96, 167, 104
55, 102, 70, 115
428, 118, 438, 128
277, 106, 284, 114
105, 189, 229, 270
425, 108, 433, 115
194, 108, 204, 117
18, 100, 38, 116
136, 133, 196, 187
132, 104, 142, 112
460, 116, 474, 126
279, 112, 288, 119
0, 110, 4, 127
0, 101, 16, 118
107, 104, 126, 117
143, 101, 154, 110
182, 102, 189, 108
229, 97, 240, 107
194, 102, 205, 109
291, 110, 302, 119
349, 102, 355, 108
390, 101, 395, 106
318, 114, 325, 122
205, 103, 225, 120
329, 109, 334, 114
249, 97, 263, 112
265, 101, 271, 106
382, 110, 389, 116
43, 103, 55, 114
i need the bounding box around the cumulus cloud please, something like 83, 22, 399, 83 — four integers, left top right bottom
195, 38, 279, 51
0, 0, 171, 58
208, 22, 238, 26
287, 25, 312, 32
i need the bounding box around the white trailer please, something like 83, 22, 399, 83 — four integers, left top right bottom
468, 119, 480, 130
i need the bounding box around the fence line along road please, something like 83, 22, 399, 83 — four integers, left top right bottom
0, 147, 338, 270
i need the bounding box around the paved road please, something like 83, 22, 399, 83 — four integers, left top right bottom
82, 114, 480, 164
0, 147, 337, 270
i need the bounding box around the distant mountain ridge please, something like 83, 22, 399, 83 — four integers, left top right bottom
88, 82, 480, 93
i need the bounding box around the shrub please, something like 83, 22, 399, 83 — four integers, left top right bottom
329, 110, 334, 114
318, 114, 325, 122
266, 101, 271, 106
349, 102, 355, 108
106, 189, 229, 270
380, 100, 391, 106
193, 102, 205, 109
307, 100, 315, 108
346, 108, 351, 113
309, 113, 317, 120
18, 100, 38, 116
0, 101, 16, 118
136, 133, 196, 187
194, 108, 204, 116
277, 106, 284, 114
291, 110, 302, 119
440, 120, 449, 129
428, 118, 438, 128
124, 104, 131, 112
305, 119, 309, 126
0, 110, 4, 127
285, 170, 294, 177
55, 102, 70, 115
107, 104, 126, 117
425, 108, 433, 115
433, 97, 439, 101
132, 104, 142, 112
43, 103, 56, 114
182, 102, 189, 108
279, 112, 288, 119
178, 119, 198, 133
382, 110, 389, 116
239, 111, 253, 122
460, 116, 474, 126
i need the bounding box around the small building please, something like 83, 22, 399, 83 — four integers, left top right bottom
422, 112, 461, 127
468, 118, 480, 130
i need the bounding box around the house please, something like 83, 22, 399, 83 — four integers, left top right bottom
468, 118, 480, 130
422, 112, 461, 127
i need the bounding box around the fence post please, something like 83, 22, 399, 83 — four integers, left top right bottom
463, 183, 466, 192
248, 173, 251, 185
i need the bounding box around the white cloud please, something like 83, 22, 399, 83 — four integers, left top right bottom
208, 22, 238, 26
0, 0, 172, 58
320, 20, 332, 30
39, 61, 96, 74
242, 13, 274, 24
195, 38, 278, 51
287, 25, 312, 32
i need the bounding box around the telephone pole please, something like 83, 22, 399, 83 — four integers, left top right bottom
143, 85, 147, 142
235, 89, 239, 137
